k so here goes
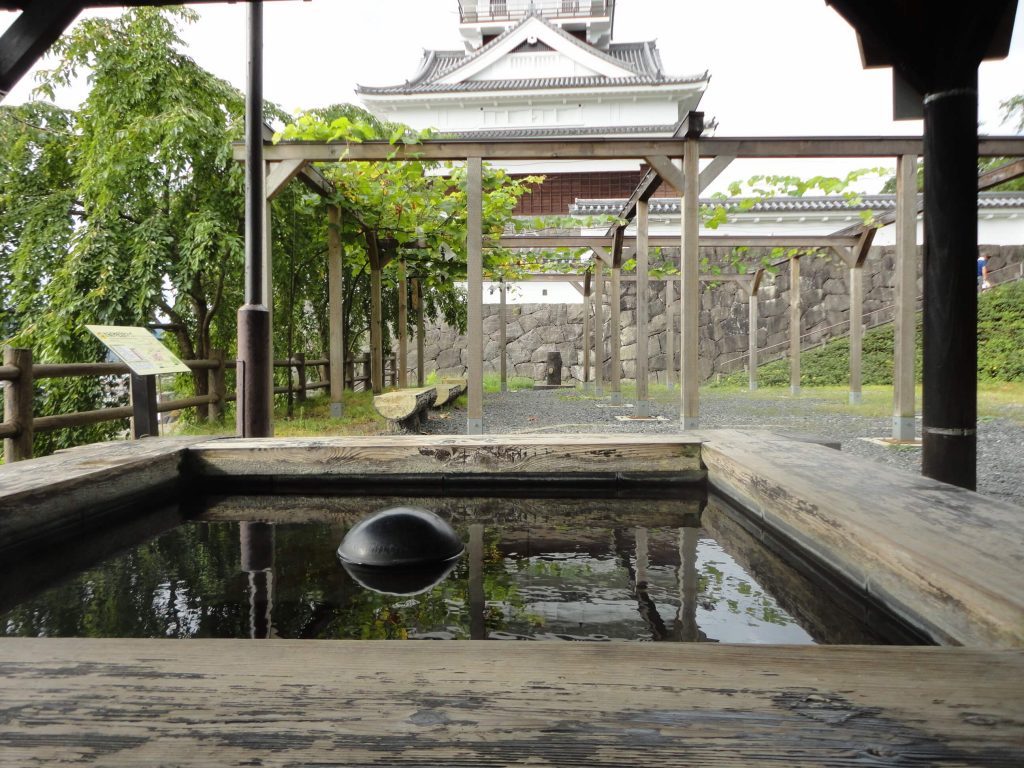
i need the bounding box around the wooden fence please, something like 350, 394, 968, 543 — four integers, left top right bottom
0, 349, 396, 463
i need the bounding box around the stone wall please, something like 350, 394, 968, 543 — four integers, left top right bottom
412, 244, 1023, 384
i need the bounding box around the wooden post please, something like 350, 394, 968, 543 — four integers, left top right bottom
398, 260, 408, 389
610, 260, 622, 405
635, 199, 650, 417
582, 279, 591, 391
594, 259, 604, 396
3, 347, 33, 462
789, 255, 801, 396
666, 275, 675, 391
468, 524, 485, 640
362, 354, 371, 392
209, 348, 226, 423
295, 352, 307, 403
328, 204, 344, 418
414, 278, 425, 387
130, 373, 159, 439
894, 154, 917, 441
467, 156, 483, 434
677, 526, 698, 642
499, 280, 508, 393
748, 288, 759, 391
849, 265, 864, 405
680, 137, 700, 428
369, 240, 383, 394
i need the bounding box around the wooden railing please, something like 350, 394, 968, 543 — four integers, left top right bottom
1, 349, 398, 463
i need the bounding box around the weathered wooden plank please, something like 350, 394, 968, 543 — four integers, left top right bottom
238, 135, 1024, 162
0, 438, 209, 555
701, 429, 1024, 647
0, 638, 1021, 766
189, 435, 703, 478
198, 493, 703, 527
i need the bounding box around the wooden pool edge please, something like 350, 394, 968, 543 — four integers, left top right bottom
0, 638, 1021, 766
3, 431, 1023, 648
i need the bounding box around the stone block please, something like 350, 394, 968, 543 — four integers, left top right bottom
621, 342, 637, 361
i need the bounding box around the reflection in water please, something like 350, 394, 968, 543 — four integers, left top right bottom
0, 497, 915, 644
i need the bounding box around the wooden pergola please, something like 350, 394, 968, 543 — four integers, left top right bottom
240, 131, 1024, 485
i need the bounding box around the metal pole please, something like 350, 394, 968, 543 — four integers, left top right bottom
922, 73, 978, 489
398, 260, 408, 388
237, 0, 271, 437
594, 260, 604, 396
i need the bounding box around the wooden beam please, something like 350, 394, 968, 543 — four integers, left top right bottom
582, 284, 591, 390
495, 235, 863, 249
849, 264, 864, 405
680, 138, 700, 428
0, 0, 78, 99
644, 155, 685, 193
259, 124, 333, 198
397, 260, 408, 389
666, 276, 675, 391
609, 260, 622, 404
265, 159, 306, 200
698, 154, 737, 192
466, 157, 483, 434
413, 279, 425, 387
635, 199, 650, 416
327, 205, 344, 418
748, 291, 759, 391
567, 281, 585, 295
789, 255, 801, 396
590, 243, 613, 266
239, 136, 1024, 163
893, 155, 917, 441
978, 157, 1024, 190
499, 281, 507, 393
594, 260, 604, 396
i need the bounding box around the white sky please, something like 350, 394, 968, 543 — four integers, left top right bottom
2, 0, 1022, 191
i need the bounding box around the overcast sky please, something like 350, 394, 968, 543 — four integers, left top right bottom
2, 0, 1022, 191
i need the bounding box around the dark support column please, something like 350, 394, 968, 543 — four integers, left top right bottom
130, 373, 159, 439
237, 0, 272, 437
240, 522, 275, 640
922, 72, 979, 490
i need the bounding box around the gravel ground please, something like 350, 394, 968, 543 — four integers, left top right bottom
421, 387, 1024, 508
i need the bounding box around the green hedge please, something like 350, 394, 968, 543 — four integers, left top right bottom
713, 280, 1023, 387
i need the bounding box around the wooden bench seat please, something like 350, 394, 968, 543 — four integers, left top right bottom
372, 387, 437, 432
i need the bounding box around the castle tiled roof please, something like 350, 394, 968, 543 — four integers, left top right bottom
357, 13, 705, 96
570, 192, 1024, 216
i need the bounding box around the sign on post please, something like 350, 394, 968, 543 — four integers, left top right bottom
87, 325, 190, 438
86, 325, 191, 376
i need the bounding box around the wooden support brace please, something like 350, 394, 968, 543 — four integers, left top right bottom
265, 159, 307, 200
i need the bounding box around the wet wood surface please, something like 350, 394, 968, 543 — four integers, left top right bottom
190, 434, 704, 478
0, 437, 208, 555
0, 639, 1021, 766
702, 429, 1024, 647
